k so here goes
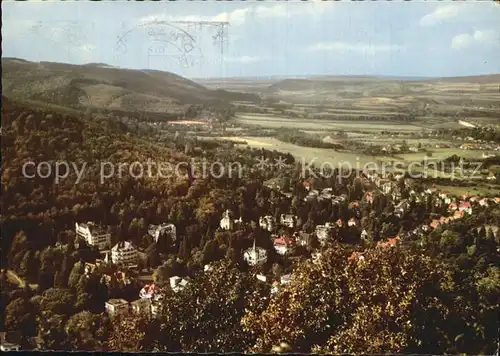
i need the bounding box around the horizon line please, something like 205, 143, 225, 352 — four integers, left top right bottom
2, 56, 500, 81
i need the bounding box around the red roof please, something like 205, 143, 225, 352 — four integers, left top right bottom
440, 216, 452, 224
274, 236, 294, 246
348, 251, 364, 263
460, 202, 472, 208
430, 219, 440, 229
377, 236, 400, 248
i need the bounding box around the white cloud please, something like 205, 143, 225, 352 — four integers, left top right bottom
451, 29, 498, 50
138, 2, 328, 28
222, 56, 268, 64
306, 42, 403, 56
212, 8, 251, 26
419, 5, 463, 27
77, 44, 96, 52
420, 3, 498, 27
138, 10, 250, 27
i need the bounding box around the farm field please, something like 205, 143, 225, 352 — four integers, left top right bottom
213, 134, 490, 176
218, 136, 386, 166
235, 114, 424, 132
397, 148, 485, 161
435, 184, 500, 197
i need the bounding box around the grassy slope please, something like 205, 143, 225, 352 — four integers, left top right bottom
1, 58, 261, 118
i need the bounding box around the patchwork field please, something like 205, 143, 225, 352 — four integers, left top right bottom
236, 114, 424, 132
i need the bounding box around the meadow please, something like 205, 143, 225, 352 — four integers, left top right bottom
235, 114, 424, 132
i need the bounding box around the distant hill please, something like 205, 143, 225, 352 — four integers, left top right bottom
1, 58, 261, 119
419, 74, 500, 84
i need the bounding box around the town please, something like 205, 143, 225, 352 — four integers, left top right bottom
2, 0, 500, 354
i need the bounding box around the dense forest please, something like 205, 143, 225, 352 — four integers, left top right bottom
1, 96, 499, 353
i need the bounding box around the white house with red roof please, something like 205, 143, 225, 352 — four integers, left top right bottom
139, 283, 164, 301
273, 236, 294, 255
459, 201, 472, 214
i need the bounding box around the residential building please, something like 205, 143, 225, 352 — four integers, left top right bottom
259, 215, 276, 232
459, 202, 473, 214
391, 188, 402, 201
111, 241, 138, 266
139, 283, 164, 301
256, 274, 267, 282
220, 210, 234, 230
270, 281, 280, 295
75, 221, 111, 250
321, 187, 333, 195
273, 235, 294, 255
280, 214, 296, 228
294, 231, 311, 247
312, 252, 322, 265
348, 218, 358, 227
479, 198, 489, 207
304, 190, 319, 202
377, 236, 400, 249
349, 201, 360, 209
105, 298, 129, 317
361, 229, 369, 240
453, 210, 465, 220
382, 182, 393, 195
170, 276, 189, 293
315, 223, 335, 245
395, 200, 410, 217
148, 223, 176, 243
280, 274, 292, 285
0, 342, 20, 352
243, 239, 268, 266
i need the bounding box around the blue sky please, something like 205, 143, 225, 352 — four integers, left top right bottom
3, 0, 500, 78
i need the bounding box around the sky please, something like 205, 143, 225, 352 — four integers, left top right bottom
2, 0, 500, 79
